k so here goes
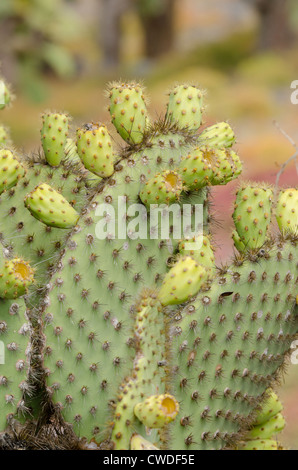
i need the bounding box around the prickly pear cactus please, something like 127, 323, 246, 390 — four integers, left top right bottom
0, 75, 297, 451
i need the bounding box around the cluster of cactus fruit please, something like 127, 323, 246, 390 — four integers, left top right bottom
0, 75, 297, 450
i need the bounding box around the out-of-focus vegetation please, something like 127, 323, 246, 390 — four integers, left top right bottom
0, 0, 82, 100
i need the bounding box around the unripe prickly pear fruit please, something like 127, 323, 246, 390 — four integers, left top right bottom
0, 125, 10, 147
179, 146, 215, 191
276, 188, 298, 233
130, 434, 159, 450
41, 112, 69, 166
232, 230, 246, 252
134, 394, 179, 429
254, 391, 283, 426
166, 85, 204, 131
233, 185, 273, 250
140, 170, 183, 207
0, 80, 12, 110
76, 123, 114, 178
0, 258, 34, 299
238, 439, 280, 451
199, 122, 236, 148
24, 183, 79, 229
158, 256, 208, 306
178, 235, 215, 270
211, 148, 242, 185
108, 82, 148, 144
0, 149, 26, 195
246, 412, 286, 441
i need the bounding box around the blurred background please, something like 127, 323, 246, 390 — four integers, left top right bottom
0, 0, 297, 449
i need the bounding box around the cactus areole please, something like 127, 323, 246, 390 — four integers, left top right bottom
0, 75, 296, 451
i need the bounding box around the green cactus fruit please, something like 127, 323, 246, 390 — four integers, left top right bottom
24, 183, 79, 229
140, 170, 183, 207
238, 440, 280, 451
108, 82, 148, 144
246, 412, 286, 440
166, 85, 204, 131
41, 112, 69, 167
178, 235, 215, 270
0, 149, 26, 195
211, 149, 242, 185
0, 126, 10, 147
232, 230, 246, 253
158, 256, 208, 306
179, 146, 216, 191
254, 390, 283, 426
0, 80, 12, 110
134, 394, 179, 429
130, 434, 159, 450
233, 185, 273, 250
76, 123, 114, 178
0, 258, 34, 299
276, 188, 298, 234
199, 122, 236, 148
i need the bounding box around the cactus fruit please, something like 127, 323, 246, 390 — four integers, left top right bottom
0, 126, 10, 147
166, 85, 204, 130
41, 112, 69, 167
108, 82, 148, 144
76, 123, 114, 178
24, 183, 80, 229
0, 76, 297, 451
130, 434, 159, 450
238, 440, 280, 451
0, 80, 12, 110
233, 185, 273, 250
140, 170, 183, 207
0, 149, 26, 195
179, 147, 215, 190
158, 256, 208, 306
0, 258, 34, 300
178, 235, 215, 269
276, 188, 298, 233
134, 394, 179, 428
199, 122, 236, 148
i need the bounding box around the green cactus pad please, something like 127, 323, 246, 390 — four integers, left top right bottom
24, 183, 80, 229
0, 258, 34, 300
166, 85, 204, 131
108, 82, 148, 144
0, 296, 30, 432
199, 122, 236, 148
233, 185, 273, 250
158, 256, 208, 306
140, 170, 183, 207
41, 112, 69, 167
76, 123, 114, 178
170, 239, 298, 450
0, 149, 26, 195
276, 188, 298, 234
